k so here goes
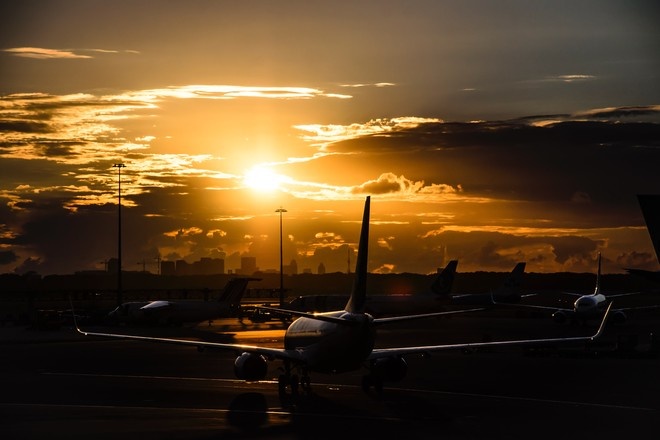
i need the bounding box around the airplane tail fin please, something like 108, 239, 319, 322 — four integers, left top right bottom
345, 196, 370, 314
593, 252, 602, 296
492, 262, 526, 301
218, 277, 258, 303
637, 194, 660, 263
430, 260, 458, 296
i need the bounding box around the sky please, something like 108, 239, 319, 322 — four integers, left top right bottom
1, 0, 660, 276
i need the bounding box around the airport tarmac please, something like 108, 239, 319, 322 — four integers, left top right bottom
2, 314, 659, 439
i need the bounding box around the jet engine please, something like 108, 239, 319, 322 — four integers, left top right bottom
552, 310, 569, 324
234, 352, 268, 381
371, 357, 408, 382
611, 310, 627, 324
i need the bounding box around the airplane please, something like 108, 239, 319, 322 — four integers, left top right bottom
626, 194, 660, 285
277, 259, 461, 317
278, 260, 527, 317
492, 252, 657, 324
445, 261, 528, 305
107, 277, 258, 326
74, 196, 612, 396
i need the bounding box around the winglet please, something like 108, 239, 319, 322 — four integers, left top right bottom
345, 196, 370, 313
68, 295, 85, 335
591, 301, 612, 340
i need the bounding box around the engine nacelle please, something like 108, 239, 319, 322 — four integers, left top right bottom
234, 352, 268, 381
552, 310, 568, 324
371, 357, 408, 382
611, 310, 627, 325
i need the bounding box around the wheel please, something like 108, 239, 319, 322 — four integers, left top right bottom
290, 374, 299, 396
361, 375, 371, 393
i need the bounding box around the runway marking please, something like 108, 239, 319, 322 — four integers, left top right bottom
43, 371, 655, 412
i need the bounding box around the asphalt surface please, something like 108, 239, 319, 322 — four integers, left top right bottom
2, 312, 659, 439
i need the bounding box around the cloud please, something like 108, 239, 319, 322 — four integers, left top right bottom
139, 85, 352, 100
546, 74, 597, 83
3, 47, 139, 59
2, 102, 659, 275
351, 173, 424, 195
4, 47, 92, 59
294, 116, 443, 148
340, 82, 396, 88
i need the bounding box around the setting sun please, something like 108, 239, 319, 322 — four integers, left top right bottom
243, 165, 286, 192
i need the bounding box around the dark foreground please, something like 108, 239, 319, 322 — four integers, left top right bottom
1, 313, 659, 440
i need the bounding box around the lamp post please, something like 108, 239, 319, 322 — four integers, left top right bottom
113, 163, 126, 306
275, 207, 287, 306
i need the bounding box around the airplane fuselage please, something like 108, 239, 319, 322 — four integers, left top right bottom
284, 311, 376, 374
573, 293, 607, 318
140, 300, 235, 323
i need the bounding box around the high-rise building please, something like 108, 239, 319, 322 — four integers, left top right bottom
240, 256, 258, 275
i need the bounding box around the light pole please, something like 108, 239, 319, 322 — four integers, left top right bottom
275, 207, 287, 306
113, 163, 126, 306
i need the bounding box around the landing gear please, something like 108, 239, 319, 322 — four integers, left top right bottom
361, 374, 383, 395
278, 363, 312, 399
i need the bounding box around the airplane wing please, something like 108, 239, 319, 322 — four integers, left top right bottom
257, 304, 487, 326
372, 307, 486, 325
493, 302, 573, 313
614, 303, 660, 312
368, 302, 612, 360
490, 290, 572, 312
73, 324, 306, 363
140, 300, 173, 310
605, 292, 644, 298
560, 291, 586, 297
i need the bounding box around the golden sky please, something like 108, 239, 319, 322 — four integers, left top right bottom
1, 1, 660, 275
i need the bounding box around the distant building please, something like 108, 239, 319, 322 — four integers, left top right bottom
240, 256, 258, 275
283, 259, 298, 275
175, 259, 191, 275
160, 258, 225, 275
318, 262, 326, 275
194, 257, 224, 275
160, 260, 175, 276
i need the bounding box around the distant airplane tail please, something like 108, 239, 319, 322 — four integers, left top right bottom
637, 194, 660, 263
345, 196, 370, 314
491, 262, 526, 302
430, 260, 458, 296
219, 277, 259, 303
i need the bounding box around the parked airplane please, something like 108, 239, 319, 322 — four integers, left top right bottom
493, 253, 655, 324
107, 277, 258, 325
447, 261, 528, 305
278, 260, 526, 318
626, 194, 660, 284
74, 196, 611, 396
277, 259, 460, 317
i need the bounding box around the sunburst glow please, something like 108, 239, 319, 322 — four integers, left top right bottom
243, 166, 286, 192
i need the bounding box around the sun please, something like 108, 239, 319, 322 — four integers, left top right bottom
243, 165, 286, 192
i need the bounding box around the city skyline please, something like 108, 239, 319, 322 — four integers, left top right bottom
1, 1, 660, 276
